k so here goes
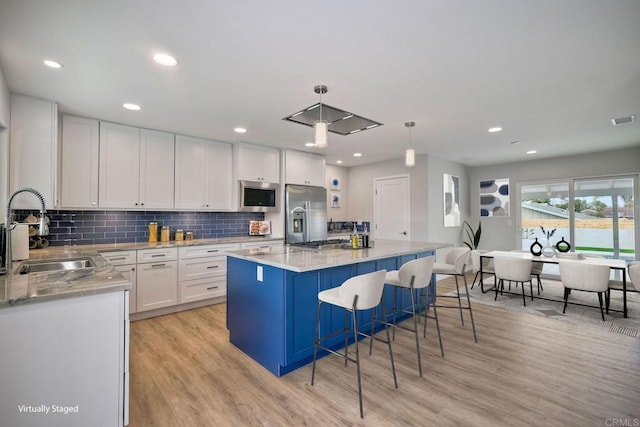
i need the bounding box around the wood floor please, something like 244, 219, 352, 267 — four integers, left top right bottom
129, 276, 640, 426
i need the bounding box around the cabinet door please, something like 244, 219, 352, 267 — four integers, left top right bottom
139, 129, 174, 209
237, 144, 280, 183
304, 153, 326, 187
99, 122, 140, 208
284, 150, 308, 185
205, 140, 233, 210
9, 94, 58, 209
174, 135, 207, 209
137, 261, 178, 312
60, 115, 99, 208
115, 264, 137, 314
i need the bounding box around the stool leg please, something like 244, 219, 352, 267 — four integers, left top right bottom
311, 301, 322, 386
462, 274, 477, 343
344, 309, 349, 366
423, 285, 444, 357
350, 302, 364, 418
380, 299, 398, 389
454, 275, 465, 325
392, 286, 398, 340
408, 280, 422, 377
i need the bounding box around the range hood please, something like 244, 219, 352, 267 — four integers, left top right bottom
283, 103, 383, 136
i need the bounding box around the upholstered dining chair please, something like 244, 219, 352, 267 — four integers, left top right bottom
374, 256, 442, 378
493, 255, 533, 306
433, 247, 477, 342
559, 260, 611, 321
470, 249, 495, 290
606, 261, 639, 310
511, 250, 543, 295
311, 270, 397, 418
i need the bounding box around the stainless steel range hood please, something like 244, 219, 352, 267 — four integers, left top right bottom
283, 103, 383, 135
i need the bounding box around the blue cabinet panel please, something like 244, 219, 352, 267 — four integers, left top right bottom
285, 271, 320, 364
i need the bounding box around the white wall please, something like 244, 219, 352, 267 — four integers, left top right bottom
469, 147, 640, 251
325, 164, 349, 221
0, 65, 10, 217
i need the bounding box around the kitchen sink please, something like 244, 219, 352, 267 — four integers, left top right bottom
15, 257, 96, 274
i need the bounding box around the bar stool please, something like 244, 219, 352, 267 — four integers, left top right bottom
311, 269, 397, 418
433, 247, 477, 342
493, 255, 533, 306
372, 256, 442, 378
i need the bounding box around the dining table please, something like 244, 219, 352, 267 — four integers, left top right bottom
479, 251, 630, 318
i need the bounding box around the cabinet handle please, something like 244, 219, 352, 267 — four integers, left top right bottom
150, 263, 167, 268
206, 286, 219, 290
135, 203, 139, 206
206, 265, 219, 269
207, 250, 219, 253
131, 267, 135, 271
141, 202, 145, 206
151, 254, 166, 258
92, 201, 97, 206
109, 257, 127, 261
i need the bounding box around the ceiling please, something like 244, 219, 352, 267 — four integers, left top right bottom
1, 0, 639, 167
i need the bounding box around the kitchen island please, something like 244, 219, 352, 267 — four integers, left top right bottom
226, 239, 449, 376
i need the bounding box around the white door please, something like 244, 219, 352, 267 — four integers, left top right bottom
374, 175, 410, 241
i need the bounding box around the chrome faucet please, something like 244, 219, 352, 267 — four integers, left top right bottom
1, 188, 48, 274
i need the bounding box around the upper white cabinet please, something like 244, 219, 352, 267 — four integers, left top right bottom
284, 149, 326, 187
60, 115, 99, 208
175, 135, 233, 210
9, 94, 58, 209
99, 122, 174, 209
236, 143, 280, 183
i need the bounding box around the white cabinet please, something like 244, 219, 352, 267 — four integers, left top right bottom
99, 122, 174, 209
239, 240, 284, 250
236, 143, 280, 183
284, 149, 326, 186
178, 243, 239, 303
102, 250, 138, 315
9, 94, 58, 209
174, 135, 232, 210
60, 115, 100, 208
136, 248, 178, 312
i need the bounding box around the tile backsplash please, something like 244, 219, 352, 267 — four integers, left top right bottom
12, 210, 265, 247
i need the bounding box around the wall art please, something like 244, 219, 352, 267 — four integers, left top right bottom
480, 178, 509, 216
443, 173, 460, 227
330, 176, 341, 191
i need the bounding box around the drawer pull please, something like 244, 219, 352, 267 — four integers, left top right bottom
206, 286, 219, 290
108, 256, 127, 261
206, 266, 219, 269
151, 254, 166, 258
151, 263, 167, 268
207, 250, 219, 253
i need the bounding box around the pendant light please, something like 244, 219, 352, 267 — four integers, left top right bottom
314, 85, 328, 148
405, 121, 416, 167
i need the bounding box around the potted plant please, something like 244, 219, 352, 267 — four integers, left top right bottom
462, 220, 481, 250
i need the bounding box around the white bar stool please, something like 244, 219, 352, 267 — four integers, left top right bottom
311, 269, 397, 418
372, 256, 443, 378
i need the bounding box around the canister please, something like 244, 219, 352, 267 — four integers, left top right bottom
161, 226, 170, 242
148, 222, 158, 243
175, 229, 184, 241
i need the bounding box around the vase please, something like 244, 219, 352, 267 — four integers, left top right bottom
541, 239, 556, 257
529, 237, 542, 256
555, 237, 571, 253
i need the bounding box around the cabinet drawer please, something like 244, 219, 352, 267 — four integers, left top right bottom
180, 276, 226, 303
178, 243, 239, 259
179, 257, 226, 281
240, 240, 283, 250
137, 247, 177, 263
101, 250, 137, 265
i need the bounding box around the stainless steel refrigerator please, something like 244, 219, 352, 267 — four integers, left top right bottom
285, 184, 327, 244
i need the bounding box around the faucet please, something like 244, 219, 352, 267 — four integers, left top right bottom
1, 187, 48, 274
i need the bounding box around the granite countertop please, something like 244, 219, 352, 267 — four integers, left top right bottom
225, 239, 450, 272
1, 236, 284, 309
0, 251, 130, 309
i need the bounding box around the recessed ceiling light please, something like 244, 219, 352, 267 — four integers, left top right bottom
488, 127, 502, 133
353, 153, 362, 157
234, 127, 247, 133
305, 142, 316, 147
43, 59, 62, 69
510, 140, 522, 145
123, 103, 141, 111
336, 160, 343, 164
153, 53, 178, 67
526, 150, 537, 155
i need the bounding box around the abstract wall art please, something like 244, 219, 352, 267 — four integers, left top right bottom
443, 173, 461, 227
480, 178, 509, 216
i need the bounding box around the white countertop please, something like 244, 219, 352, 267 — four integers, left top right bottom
225, 239, 450, 272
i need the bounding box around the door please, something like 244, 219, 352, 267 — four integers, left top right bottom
374, 175, 410, 240
306, 186, 328, 241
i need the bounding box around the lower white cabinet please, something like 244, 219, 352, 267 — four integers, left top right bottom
101, 250, 138, 314
136, 248, 178, 312
240, 240, 284, 250
178, 243, 239, 303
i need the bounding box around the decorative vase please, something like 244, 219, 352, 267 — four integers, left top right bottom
541, 239, 556, 257
529, 237, 543, 256
555, 237, 571, 253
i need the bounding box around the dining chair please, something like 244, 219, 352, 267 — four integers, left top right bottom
311, 269, 397, 418
372, 256, 442, 378
511, 250, 543, 295
493, 255, 533, 306
559, 260, 610, 321
606, 261, 639, 309
433, 247, 477, 342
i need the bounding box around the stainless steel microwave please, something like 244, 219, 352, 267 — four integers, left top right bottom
239, 181, 279, 212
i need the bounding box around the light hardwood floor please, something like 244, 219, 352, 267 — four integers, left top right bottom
129, 276, 640, 426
